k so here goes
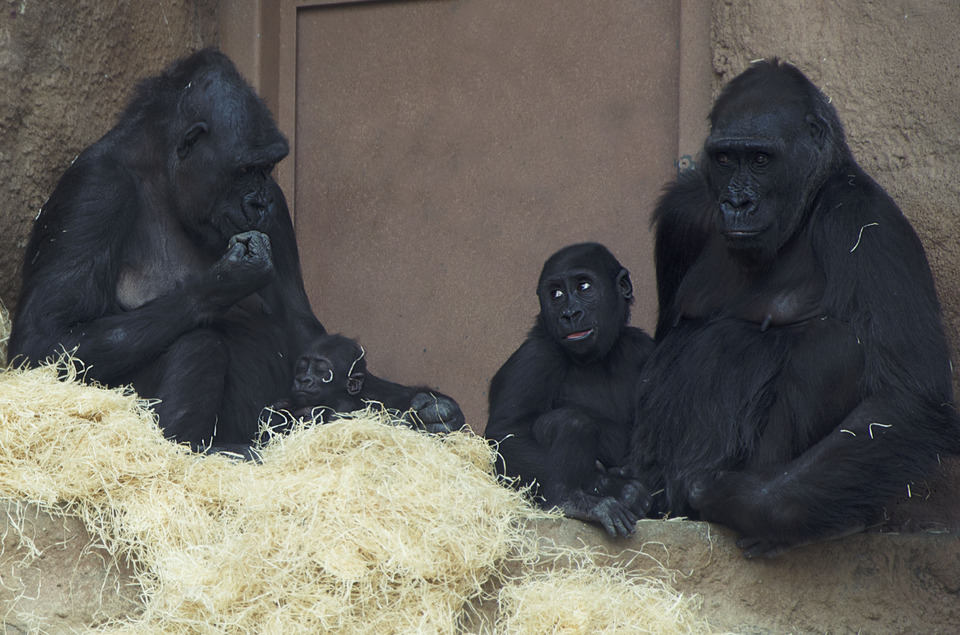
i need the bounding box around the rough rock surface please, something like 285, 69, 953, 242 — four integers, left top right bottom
0, 503, 140, 634
534, 519, 960, 634
4, 508, 958, 633
0, 0, 218, 309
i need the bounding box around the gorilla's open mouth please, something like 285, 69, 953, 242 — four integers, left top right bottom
564, 329, 595, 341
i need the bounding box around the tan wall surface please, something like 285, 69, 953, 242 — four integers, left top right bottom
3, 0, 960, 436
0, 1, 219, 314
288, 0, 683, 431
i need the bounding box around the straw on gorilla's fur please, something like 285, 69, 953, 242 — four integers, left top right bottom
0, 359, 710, 633
0, 299, 9, 367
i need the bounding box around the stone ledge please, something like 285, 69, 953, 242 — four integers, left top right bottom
3, 505, 957, 633
0, 504, 140, 634
510, 518, 960, 634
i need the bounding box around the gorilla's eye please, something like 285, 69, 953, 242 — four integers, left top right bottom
715, 153, 732, 167
578, 281, 592, 292
753, 153, 769, 166
552, 289, 564, 299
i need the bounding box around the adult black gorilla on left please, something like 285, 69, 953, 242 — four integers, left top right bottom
9, 49, 324, 451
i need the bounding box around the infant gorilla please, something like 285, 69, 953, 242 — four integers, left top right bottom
268, 333, 464, 433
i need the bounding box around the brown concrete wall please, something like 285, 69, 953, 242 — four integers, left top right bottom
3, 0, 960, 436
284, 1, 683, 431
0, 0, 219, 313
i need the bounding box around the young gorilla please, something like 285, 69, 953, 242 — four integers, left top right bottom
485, 243, 655, 537
631, 59, 960, 557
268, 333, 464, 433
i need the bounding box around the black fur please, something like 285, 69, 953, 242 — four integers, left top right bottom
269, 333, 465, 433
486, 243, 655, 537
9, 49, 323, 451
632, 59, 960, 557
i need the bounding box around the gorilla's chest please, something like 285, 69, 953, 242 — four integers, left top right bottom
116, 258, 204, 310
557, 362, 639, 422
115, 213, 212, 310
677, 237, 825, 329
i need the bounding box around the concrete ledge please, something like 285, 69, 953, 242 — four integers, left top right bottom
517, 518, 960, 634
3, 505, 957, 633
0, 504, 140, 634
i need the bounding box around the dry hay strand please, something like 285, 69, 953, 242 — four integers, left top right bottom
0, 360, 186, 508
0, 359, 712, 634
495, 560, 712, 635
0, 361, 534, 633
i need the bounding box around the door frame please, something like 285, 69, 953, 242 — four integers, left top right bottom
220, 0, 711, 225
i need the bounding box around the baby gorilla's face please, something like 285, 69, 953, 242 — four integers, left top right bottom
290, 351, 343, 408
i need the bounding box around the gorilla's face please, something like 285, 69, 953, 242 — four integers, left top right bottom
291, 336, 365, 408
537, 244, 632, 363
706, 100, 823, 265
171, 71, 289, 252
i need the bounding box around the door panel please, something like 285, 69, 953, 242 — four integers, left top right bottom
234, 0, 685, 431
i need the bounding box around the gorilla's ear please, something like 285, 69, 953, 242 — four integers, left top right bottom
177, 122, 209, 158
616, 268, 633, 300
805, 113, 826, 150
347, 373, 365, 396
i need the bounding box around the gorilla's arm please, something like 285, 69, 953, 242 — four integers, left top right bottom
651, 170, 715, 340
10, 157, 275, 384
257, 181, 326, 348
360, 373, 465, 432
485, 335, 561, 486
692, 169, 960, 557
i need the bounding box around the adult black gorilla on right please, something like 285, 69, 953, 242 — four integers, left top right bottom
631, 59, 960, 557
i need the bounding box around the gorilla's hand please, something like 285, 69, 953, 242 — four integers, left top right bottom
269, 398, 293, 412
688, 469, 854, 559
561, 490, 638, 538
591, 463, 652, 519
208, 231, 275, 308
405, 392, 465, 433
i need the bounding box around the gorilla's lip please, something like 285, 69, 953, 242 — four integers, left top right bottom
723, 229, 763, 238
291, 389, 321, 406
564, 328, 595, 341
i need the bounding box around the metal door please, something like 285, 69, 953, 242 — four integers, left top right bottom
223, 0, 710, 431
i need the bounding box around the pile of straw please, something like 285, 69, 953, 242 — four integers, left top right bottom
0, 362, 531, 632
0, 353, 711, 633
496, 563, 709, 634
